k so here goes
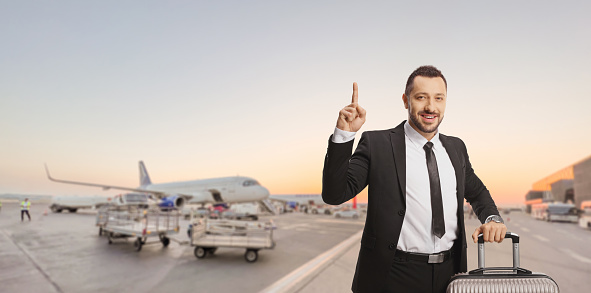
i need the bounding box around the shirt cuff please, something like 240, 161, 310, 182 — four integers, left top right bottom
332, 127, 356, 143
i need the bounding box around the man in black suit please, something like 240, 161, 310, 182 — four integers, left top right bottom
322, 66, 507, 293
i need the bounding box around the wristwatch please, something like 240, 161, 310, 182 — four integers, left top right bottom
485, 215, 504, 224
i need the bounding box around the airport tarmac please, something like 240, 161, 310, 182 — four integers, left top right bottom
296, 210, 591, 292
0, 202, 363, 293
1, 203, 590, 292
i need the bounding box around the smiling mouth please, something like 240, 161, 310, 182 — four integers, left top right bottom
420, 113, 438, 121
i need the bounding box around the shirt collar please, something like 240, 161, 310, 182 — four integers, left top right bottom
404, 120, 442, 150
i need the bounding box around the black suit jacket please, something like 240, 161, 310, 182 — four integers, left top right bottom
322, 121, 499, 293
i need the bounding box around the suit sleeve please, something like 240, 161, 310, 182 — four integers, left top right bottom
322, 132, 370, 205
460, 139, 500, 223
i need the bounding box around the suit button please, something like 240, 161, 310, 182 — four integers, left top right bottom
388, 244, 395, 250
398, 210, 405, 216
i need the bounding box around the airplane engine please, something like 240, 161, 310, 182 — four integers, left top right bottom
159, 195, 185, 209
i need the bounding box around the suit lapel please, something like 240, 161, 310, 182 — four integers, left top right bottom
439, 134, 463, 204
390, 121, 406, 206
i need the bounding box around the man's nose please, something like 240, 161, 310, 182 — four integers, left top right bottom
425, 98, 436, 112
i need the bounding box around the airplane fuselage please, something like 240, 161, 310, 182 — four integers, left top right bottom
143, 176, 269, 204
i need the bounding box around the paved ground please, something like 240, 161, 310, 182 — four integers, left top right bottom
0, 202, 363, 293
297, 210, 591, 292
1, 203, 590, 293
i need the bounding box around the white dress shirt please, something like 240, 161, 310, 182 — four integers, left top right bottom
332, 122, 458, 253
398, 122, 457, 253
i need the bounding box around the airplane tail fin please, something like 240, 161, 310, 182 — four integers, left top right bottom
139, 161, 152, 187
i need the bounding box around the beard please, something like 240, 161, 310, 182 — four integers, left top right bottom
408, 109, 443, 134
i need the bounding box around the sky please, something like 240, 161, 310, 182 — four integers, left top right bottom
1, 1, 590, 205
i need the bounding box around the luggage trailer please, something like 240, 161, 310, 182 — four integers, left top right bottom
96, 205, 180, 251
190, 218, 276, 262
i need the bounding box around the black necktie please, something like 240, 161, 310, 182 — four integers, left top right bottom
424, 142, 445, 238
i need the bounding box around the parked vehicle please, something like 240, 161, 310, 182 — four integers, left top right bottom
222, 202, 261, 220
531, 202, 578, 222
334, 209, 360, 219
310, 205, 333, 215
96, 204, 180, 252
579, 200, 591, 229
190, 218, 275, 262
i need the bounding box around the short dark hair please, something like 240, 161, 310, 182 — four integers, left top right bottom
404, 65, 447, 97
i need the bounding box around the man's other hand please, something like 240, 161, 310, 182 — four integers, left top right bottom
336, 82, 366, 132
472, 222, 507, 243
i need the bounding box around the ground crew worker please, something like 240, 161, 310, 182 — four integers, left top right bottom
21, 198, 31, 221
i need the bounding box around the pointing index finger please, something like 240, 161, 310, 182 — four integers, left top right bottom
352, 82, 358, 104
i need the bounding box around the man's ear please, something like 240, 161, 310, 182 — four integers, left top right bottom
402, 94, 409, 109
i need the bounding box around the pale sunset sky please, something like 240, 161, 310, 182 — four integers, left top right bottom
1, 1, 590, 205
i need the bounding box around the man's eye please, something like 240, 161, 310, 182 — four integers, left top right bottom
417, 96, 425, 99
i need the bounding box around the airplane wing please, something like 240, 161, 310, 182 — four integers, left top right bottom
44, 164, 195, 200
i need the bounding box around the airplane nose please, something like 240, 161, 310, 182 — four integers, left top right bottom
260, 186, 270, 198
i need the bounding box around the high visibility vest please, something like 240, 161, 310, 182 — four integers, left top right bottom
21, 201, 30, 210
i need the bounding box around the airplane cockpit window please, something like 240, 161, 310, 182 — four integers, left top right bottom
242, 180, 260, 187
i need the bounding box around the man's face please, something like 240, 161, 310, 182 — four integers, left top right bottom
402, 76, 447, 138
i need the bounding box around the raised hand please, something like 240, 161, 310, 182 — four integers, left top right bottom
336, 82, 366, 132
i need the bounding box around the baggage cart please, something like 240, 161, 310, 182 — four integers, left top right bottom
96, 204, 180, 251
447, 232, 559, 293
190, 218, 275, 262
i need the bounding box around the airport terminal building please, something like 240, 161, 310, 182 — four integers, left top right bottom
525, 155, 591, 212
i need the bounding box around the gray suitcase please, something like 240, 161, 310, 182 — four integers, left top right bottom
447, 232, 559, 293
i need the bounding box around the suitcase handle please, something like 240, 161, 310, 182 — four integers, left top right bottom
477, 232, 520, 269
469, 266, 532, 275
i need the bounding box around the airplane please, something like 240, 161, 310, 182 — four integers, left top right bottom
45, 161, 272, 212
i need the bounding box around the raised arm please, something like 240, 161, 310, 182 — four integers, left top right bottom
323, 83, 369, 205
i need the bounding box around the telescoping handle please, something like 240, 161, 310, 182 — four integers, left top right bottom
477, 232, 519, 269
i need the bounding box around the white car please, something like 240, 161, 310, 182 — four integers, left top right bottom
334, 209, 360, 219
310, 206, 333, 215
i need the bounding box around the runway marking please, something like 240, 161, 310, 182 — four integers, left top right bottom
280, 223, 310, 230
560, 248, 591, 264
556, 229, 590, 242
259, 229, 363, 293
0, 230, 63, 293
533, 235, 549, 242
315, 219, 365, 225
294, 226, 358, 235
294, 228, 312, 232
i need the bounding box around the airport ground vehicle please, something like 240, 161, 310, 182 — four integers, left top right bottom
310, 205, 333, 215
334, 209, 360, 219
96, 204, 180, 251
531, 202, 578, 222
190, 218, 275, 262
579, 200, 591, 229
182, 205, 216, 220
221, 210, 258, 220
222, 202, 261, 220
